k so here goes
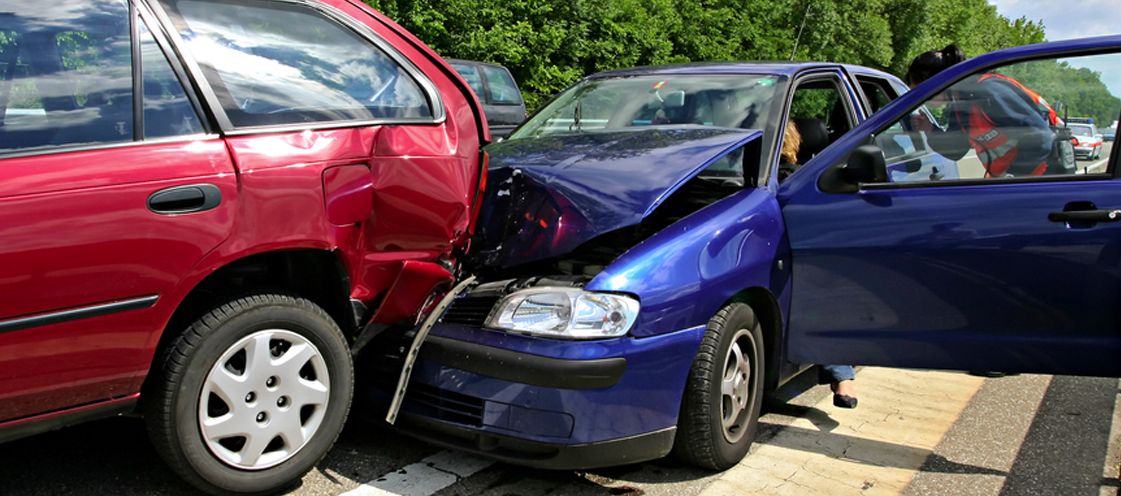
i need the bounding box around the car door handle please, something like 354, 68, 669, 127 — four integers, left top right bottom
148, 184, 222, 214
1048, 209, 1121, 223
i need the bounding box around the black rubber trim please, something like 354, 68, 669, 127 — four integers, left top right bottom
397, 413, 675, 470
860, 170, 1115, 191
420, 336, 627, 390
0, 296, 159, 334
0, 398, 138, 444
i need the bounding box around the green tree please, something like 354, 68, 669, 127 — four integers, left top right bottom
363, 0, 1083, 112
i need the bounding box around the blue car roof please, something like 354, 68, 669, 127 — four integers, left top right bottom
588, 61, 900, 82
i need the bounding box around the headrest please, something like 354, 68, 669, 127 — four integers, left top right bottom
793, 118, 829, 163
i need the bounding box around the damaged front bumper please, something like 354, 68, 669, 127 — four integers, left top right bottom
367, 280, 706, 469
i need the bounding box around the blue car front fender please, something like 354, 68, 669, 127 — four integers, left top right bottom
588, 187, 789, 338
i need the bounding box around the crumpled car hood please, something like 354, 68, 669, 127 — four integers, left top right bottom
472, 126, 762, 269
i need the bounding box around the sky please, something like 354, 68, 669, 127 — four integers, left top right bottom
990, 0, 1121, 125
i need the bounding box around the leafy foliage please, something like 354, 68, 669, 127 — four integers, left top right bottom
999, 58, 1121, 127
365, 0, 1061, 110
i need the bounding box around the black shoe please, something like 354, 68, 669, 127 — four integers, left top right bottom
833, 394, 858, 409
968, 371, 1019, 378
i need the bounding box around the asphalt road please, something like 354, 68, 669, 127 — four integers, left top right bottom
1, 369, 1117, 496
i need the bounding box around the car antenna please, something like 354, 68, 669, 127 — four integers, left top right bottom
790, 2, 813, 61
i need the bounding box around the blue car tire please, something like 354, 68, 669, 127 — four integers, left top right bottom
673, 303, 765, 470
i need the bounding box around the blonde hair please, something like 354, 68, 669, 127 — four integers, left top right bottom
781, 121, 802, 165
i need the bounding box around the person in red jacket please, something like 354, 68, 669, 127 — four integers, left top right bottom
906, 45, 1071, 177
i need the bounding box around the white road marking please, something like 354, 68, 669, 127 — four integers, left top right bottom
1083, 155, 1111, 173
342, 450, 495, 496
1101, 379, 1121, 496
1077, 143, 1112, 174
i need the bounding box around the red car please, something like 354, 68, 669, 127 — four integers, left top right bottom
0, 0, 486, 493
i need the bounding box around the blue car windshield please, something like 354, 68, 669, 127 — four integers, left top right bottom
510, 75, 786, 140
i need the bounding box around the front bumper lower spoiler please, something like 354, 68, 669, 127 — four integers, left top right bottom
397, 414, 677, 470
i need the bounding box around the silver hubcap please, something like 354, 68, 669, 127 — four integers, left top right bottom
720, 329, 753, 444
199, 329, 330, 470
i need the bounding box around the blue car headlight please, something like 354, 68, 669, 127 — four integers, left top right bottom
487, 288, 641, 339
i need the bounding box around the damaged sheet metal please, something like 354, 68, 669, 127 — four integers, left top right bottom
472, 126, 761, 269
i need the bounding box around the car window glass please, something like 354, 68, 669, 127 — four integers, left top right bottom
874, 53, 1121, 184
0, 0, 133, 153
139, 19, 202, 138
161, 0, 432, 128
789, 79, 853, 136
1069, 125, 1093, 136
857, 77, 897, 114
513, 75, 783, 138
779, 78, 854, 169
480, 65, 521, 105
451, 62, 486, 102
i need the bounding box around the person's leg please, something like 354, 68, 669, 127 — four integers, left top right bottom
820, 364, 855, 383
820, 365, 858, 409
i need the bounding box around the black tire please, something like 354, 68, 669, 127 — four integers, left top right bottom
673, 303, 765, 470
145, 294, 353, 495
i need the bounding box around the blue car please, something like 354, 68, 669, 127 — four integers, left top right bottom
377, 38, 1121, 471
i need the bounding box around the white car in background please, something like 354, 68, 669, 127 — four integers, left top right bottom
1069, 123, 1105, 160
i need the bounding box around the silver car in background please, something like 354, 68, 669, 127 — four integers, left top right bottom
1069, 123, 1105, 159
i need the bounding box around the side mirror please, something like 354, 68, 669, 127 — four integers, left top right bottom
842, 145, 888, 184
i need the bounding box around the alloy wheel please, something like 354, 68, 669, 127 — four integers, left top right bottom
720, 328, 754, 444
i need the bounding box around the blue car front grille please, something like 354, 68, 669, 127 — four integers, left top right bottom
440, 295, 501, 327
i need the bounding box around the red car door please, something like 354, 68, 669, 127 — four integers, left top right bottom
150, 0, 485, 311
0, 1, 235, 422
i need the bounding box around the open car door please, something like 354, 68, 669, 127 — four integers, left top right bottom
778, 37, 1121, 377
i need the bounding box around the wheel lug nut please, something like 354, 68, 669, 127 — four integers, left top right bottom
277, 396, 289, 408
266, 376, 278, 388
256, 412, 267, 423
245, 392, 256, 403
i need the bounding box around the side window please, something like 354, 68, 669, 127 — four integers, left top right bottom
159, 0, 433, 128
856, 77, 899, 114
875, 53, 1121, 184
451, 62, 486, 103
781, 77, 855, 167
1, 0, 133, 152
139, 19, 203, 138
480, 65, 522, 105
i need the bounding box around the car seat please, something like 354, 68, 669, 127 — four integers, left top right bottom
793, 118, 829, 164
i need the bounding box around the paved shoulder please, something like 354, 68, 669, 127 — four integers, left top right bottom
701, 368, 985, 495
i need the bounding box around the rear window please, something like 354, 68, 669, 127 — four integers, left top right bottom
160, 0, 434, 128
1070, 125, 1094, 137
856, 76, 899, 114
451, 62, 486, 101
480, 65, 522, 105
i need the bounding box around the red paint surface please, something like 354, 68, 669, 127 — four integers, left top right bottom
0, 0, 484, 427
368, 260, 454, 325
0, 139, 238, 421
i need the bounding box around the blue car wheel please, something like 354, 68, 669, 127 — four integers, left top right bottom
673, 303, 765, 470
